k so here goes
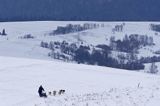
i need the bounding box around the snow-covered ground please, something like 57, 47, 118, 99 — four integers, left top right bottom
0, 56, 160, 106
0, 21, 160, 60
1, 21, 160, 105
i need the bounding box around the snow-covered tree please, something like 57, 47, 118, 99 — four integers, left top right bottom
2, 29, 7, 36
149, 62, 158, 74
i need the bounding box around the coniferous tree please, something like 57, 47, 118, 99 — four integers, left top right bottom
149, 62, 158, 74
2, 29, 7, 36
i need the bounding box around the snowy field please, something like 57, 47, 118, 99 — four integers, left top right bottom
0, 56, 160, 106
1, 21, 160, 105
0, 21, 160, 59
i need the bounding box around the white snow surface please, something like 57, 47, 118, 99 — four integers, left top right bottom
0, 56, 160, 106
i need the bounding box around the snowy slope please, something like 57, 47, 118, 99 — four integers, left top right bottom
0, 56, 160, 106
0, 21, 106, 59
0, 21, 160, 59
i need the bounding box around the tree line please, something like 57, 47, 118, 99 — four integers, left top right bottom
51, 23, 101, 35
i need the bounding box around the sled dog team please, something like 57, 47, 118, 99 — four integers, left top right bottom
38, 85, 65, 98
48, 89, 65, 96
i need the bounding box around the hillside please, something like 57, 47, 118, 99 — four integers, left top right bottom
0, 56, 160, 106
1, 21, 160, 71
1, 21, 160, 105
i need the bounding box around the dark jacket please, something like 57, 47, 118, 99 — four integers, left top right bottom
38, 85, 44, 96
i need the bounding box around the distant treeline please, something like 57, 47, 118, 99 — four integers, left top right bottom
51, 23, 102, 35
40, 39, 146, 70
